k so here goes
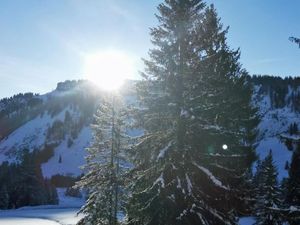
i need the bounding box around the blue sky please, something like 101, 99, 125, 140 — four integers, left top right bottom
0, 0, 299, 98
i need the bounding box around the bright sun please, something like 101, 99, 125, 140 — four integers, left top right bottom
83, 50, 135, 91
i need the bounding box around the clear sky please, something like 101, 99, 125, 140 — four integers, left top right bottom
0, 0, 299, 98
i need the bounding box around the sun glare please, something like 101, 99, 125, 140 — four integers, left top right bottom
83, 50, 135, 91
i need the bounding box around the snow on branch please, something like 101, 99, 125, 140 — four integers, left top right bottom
196, 212, 207, 224
157, 141, 172, 161
201, 153, 247, 158
209, 163, 236, 172
153, 172, 165, 188
185, 173, 193, 195
193, 162, 230, 190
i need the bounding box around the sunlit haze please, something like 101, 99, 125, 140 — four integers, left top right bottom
83, 50, 135, 91
0, 0, 299, 98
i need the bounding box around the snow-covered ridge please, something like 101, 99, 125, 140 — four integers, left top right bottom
0, 80, 101, 178
253, 78, 300, 180
0, 78, 299, 181
0, 79, 139, 179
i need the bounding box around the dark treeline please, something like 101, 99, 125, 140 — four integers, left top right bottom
250, 75, 300, 87
0, 149, 58, 209
0, 92, 42, 118
51, 174, 82, 188
250, 75, 300, 110
0, 93, 43, 141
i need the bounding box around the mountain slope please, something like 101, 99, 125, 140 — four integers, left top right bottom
0, 80, 100, 177
0, 77, 299, 181
252, 75, 300, 179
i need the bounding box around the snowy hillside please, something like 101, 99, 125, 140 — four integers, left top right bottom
252, 76, 300, 180
0, 77, 299, 182
41, 126, 92, 178
0, 80, 100, 178
0, 79, 138, 180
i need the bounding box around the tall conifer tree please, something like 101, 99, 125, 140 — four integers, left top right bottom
126, 1, 257, 224
77, 95, 128, 225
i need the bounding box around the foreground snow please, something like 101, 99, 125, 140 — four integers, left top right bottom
0, 210, 256, 225
0, 207, 82, 225
0, 217, 60, 225
0, 188, 84, 225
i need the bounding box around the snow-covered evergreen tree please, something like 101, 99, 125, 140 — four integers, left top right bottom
286, 144, 300, 205
126, 1, 258, 224
238, 168, 256, 214
77, 95, 129, 225
254, 150, 282, 225
285, 143, 300, 224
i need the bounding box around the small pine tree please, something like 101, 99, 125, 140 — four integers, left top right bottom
254, 150, 282, 225
285, 138, 293, 151
67, 138, 73, 148
294, 123, 299, 135
76, 95, 129, 225
238, 168, 256, 214
285, 161, 290, 171
286, 144, 300, 205
288, 122, 299, 136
